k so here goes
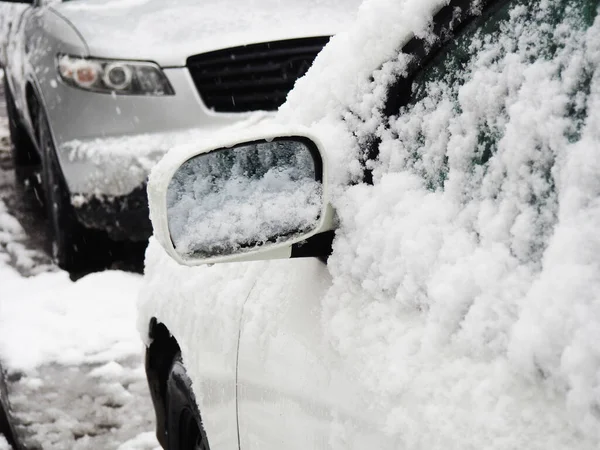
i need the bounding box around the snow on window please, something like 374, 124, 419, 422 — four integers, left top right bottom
277, 0, 449, 185
166, 140, 322, 259
322, 0, 600, 443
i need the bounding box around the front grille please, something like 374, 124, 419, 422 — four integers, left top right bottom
187, 37, 330, 113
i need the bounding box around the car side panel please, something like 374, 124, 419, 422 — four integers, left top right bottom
4, 6, 87, 144
22, 8, 87, 124
138, 241, 268, 449
3, 4, 33, 126
237, 258, 395, 450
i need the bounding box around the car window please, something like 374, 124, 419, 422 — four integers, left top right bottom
399, 0, 516, 190
358, 0, 501, 184
377, 0, 598, 192
366, 0, 599, 270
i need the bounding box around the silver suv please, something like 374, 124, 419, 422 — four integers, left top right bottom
0, 0, 358, 271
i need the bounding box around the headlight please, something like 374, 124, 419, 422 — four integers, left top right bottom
56, 54, 174, 96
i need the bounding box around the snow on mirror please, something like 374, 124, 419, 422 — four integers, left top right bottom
167, 138, 323, 260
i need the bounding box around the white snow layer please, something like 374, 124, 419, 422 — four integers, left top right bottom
0, 265, 142, 371
140, 0, 600, 448
0, 202, 159, 449
52, 0, 362, 66
0, 194, 51, 275
0, 436, 11, 450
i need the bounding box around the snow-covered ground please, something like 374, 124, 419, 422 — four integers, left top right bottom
0, 114, 158, 449
0, 436, 11, 450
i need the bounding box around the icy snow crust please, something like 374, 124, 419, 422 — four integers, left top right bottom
167, 140, 321, 259
140, 0, 600, 448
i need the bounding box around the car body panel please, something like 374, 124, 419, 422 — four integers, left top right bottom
237, 257, 396, 449
138, 239, 266, 449
4, 5, 87, 135
51, 0, 361, 67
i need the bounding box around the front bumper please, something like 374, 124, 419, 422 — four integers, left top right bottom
60, 120, 269, 240
42, 67, 259, 198
72, 185, 152, 242
36, 65, 271, 239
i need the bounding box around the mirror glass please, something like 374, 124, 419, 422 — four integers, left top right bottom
166, 138, 323, 260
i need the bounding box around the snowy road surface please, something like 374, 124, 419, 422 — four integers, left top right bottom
0, 80, 159, 449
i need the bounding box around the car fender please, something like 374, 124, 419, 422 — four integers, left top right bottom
7, 5, 87, 143
138, 238, 265, 449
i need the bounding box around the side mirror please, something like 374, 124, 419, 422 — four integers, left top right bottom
148, 129, 335, 265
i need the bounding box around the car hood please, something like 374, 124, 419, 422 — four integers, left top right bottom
52, 0, 360, 67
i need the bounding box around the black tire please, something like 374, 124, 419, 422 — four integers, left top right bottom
166, 354, 210, 450
0, 365, 21, 450
36, 105, 108, 272
3, 76, 38, 169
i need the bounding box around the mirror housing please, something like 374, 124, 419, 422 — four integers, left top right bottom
148, 127, 335, 266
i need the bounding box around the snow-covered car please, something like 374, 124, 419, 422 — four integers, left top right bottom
0, 0, 358, 271
139, 0, 600, 448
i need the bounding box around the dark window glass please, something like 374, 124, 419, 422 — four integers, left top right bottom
379, 0, 598, 190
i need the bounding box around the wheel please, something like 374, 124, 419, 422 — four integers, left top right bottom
36, 105, 108, 272
166, 354, 210, 450
3, 76, 38, 169
0, 365, 20, 450
0, 398, 18, 449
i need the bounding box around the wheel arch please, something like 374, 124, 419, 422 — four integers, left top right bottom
145, 317, 181, 449
25, 81, 40, 140
3, 76, 40, 166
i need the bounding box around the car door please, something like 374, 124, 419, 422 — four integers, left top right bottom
235, 0, 598, 448
236, 257, 396, 450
